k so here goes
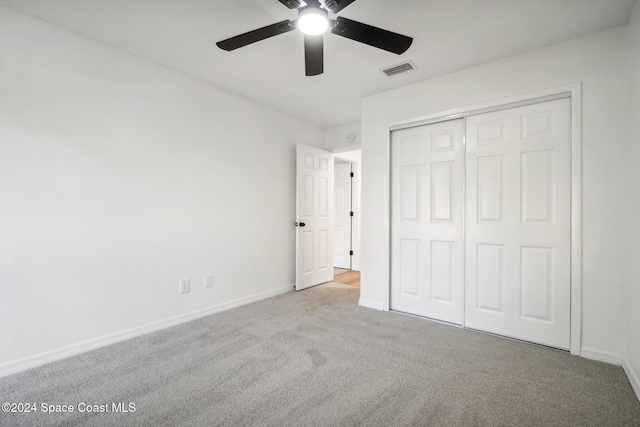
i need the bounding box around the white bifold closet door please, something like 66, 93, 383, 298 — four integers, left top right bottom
465, 98, 571, 350
390, 119, 465, 325
390, 98, 571, 350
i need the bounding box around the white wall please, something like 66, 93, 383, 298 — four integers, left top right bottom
360, 26, 630, 359
0, 7, 324, 373
625, 0, 640, 400
325, 121, 361, 152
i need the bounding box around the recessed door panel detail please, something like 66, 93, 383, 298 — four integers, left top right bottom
521, 246, 553, 322
431, 162, 453, 222
318, 230, 328, 270
303, 232, 314, 273
318, 178, 328, 218
522, 150, 554, 224
304, 155, 314, 169
319, 157, 329, 171
522, 111, 554, 139
477, 156, 504, 222
478, 120, 505, 145
401, 136, 420, 155
304, 176, 314, 217
431, 130, 454, 152
476, 243, 504, 313
400, 239, 419, 296
431, 241, 453, 302
401, 165, 421, 221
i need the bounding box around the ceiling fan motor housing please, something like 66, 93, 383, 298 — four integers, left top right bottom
298, 7, 329, 35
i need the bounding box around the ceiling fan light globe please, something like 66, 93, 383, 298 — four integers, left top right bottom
298, 8, 329, 35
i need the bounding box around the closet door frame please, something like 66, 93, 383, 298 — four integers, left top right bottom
386, 83, 583, 355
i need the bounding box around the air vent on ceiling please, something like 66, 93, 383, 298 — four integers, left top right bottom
382, 60, 417, 77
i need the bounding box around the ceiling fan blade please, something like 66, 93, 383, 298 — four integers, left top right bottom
319, 0, 356, 13
276, 0, 307, 9
304, 34, 324, 76
331, 16, 413, 55
217, 20, 296, 51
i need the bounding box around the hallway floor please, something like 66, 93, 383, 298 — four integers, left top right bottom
333, 268, 360, 287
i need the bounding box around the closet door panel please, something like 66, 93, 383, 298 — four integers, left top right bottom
465, 99, 571, 349
390, 119, 465, 324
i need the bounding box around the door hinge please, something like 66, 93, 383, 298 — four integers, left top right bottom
350, 250, 354, 256
350, 211, 354, 217
350, 172, 354, 178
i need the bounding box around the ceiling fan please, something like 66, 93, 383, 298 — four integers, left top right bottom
216, 0, 413, 76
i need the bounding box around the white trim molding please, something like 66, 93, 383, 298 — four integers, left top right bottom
580, 347, 623, 366
0, 284, 294, 378
359, 298, 385, 311
623, 358, 640, 402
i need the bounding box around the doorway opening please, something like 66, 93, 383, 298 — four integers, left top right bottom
333, 150, 361, 288
333, 268, 361, 287
333, 150, 361, 273
334, 159, 353, 270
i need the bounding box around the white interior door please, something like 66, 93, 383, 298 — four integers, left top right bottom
296, 144, 334, 290
334, 161, 352, 269
390, 119, 465, 324
465, 98, 571, 349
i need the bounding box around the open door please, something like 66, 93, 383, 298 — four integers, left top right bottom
296, 144, 334, 290
334, 160, 353, 269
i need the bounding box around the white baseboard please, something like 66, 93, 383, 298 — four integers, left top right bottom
580, 347, 623, 366
358, 298, 385, 311
0, 284, 294, 378
623, 357, 640, 402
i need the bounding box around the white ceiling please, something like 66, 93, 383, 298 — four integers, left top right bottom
1, 0, 636, 128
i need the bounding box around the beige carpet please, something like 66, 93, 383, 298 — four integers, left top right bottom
1, 282, 639, 426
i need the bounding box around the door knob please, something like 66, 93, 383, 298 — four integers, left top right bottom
296, 222, 306, 227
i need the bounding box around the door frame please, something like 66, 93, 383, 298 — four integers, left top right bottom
385, 83, 582, 355
333, 149, 362, 272
333, 158, 354, 270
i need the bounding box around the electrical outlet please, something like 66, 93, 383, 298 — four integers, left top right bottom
180, 279, 190, 294
205, 274, 214, 288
